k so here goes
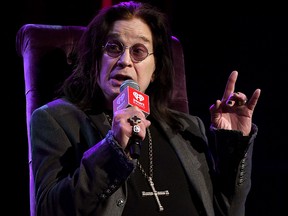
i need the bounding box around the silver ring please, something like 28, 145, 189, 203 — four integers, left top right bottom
128, 115, 141, 126
237, 99, 247, 106
133, 125, 141, 135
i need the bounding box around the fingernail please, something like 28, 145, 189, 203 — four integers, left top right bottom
227, 100, 233, 105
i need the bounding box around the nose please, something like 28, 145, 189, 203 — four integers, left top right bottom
117, 47, 133, 66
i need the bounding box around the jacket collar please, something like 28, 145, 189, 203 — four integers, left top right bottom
158, 117, 214, 216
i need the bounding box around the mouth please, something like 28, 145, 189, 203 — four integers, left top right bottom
110, 74, 133, 86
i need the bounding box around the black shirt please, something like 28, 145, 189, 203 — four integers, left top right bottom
122, 119, 199, 216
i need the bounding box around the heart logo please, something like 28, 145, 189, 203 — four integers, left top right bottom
133, 92, 144, 101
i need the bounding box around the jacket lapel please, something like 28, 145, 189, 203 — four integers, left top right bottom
158, 119, 215, 216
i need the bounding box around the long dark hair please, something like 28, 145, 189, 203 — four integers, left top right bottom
59, 1, 183, 132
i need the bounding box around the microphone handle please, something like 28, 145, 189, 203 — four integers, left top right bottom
128, 135, 142, 159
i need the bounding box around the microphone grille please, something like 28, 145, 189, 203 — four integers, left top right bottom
120, 79, 140, 92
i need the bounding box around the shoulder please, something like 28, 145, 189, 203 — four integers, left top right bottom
45, 98, 78, 109
169, 109, 204, 128
31, 98, 86, 120
164, 109, 209, 146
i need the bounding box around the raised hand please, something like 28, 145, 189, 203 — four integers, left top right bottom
209, 71, 261, 136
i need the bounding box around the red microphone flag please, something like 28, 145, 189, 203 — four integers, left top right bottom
113, 86, 150, 117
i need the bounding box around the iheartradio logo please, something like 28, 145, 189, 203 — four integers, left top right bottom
113, 86, 150, 117
133, 92, 144, 102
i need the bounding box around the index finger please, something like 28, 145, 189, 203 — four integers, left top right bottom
222, 70, 238, 100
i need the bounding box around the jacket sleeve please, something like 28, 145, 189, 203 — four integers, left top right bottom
30, 105, 134, 216
210, 124, 258, 216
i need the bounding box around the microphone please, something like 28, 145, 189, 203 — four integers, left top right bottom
113, 80, 150, 159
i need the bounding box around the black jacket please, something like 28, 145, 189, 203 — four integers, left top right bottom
30, 98, 258, 216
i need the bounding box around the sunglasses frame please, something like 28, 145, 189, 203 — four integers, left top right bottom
103, 40, 153, 63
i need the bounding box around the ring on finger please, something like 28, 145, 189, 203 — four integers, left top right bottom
132, 125, 141, 135
128, 115, 141, 126
237, 99, 247, 106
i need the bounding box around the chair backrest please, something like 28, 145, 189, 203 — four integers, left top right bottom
16, 23, 189, 216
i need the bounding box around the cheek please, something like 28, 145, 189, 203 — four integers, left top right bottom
99, 56, 113, 81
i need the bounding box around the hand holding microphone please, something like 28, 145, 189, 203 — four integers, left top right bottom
113, 80, 150, 159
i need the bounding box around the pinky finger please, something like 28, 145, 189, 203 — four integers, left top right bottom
246, 89, 261, 110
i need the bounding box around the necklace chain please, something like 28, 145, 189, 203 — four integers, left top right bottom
105, 113, 169, 212
137, 128, 153, 179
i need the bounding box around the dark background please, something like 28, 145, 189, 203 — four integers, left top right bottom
7, 0, 287, 215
